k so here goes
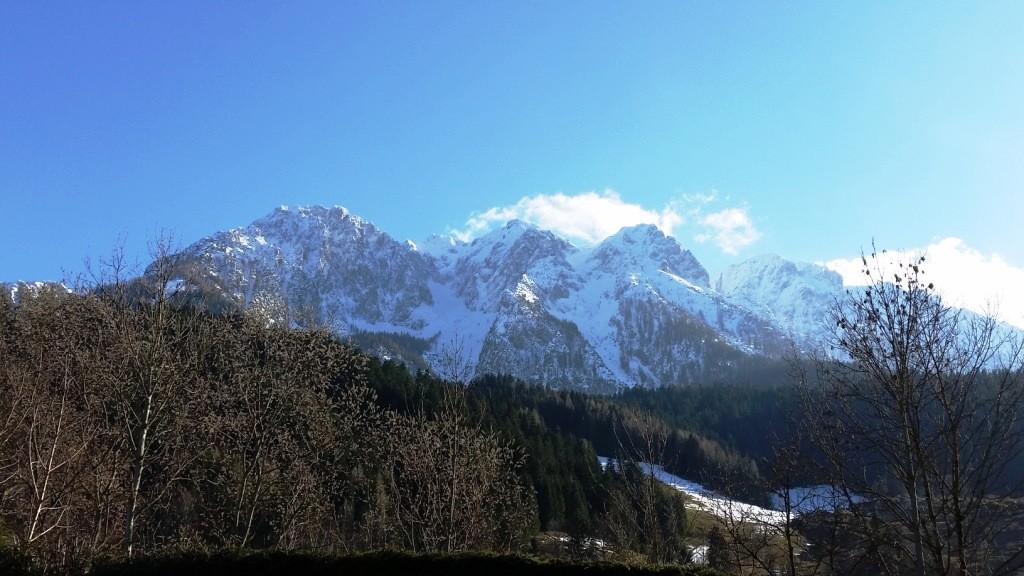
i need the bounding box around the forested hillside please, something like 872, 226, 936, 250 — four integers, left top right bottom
0, 279, 774, 573
5, 248, 1024, 576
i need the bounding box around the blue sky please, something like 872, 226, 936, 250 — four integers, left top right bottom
2, 2, 1023, 322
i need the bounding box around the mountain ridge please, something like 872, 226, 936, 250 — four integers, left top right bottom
145, 204, 853, 391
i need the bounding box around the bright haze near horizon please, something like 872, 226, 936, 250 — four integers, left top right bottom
2, 2, 1023, 327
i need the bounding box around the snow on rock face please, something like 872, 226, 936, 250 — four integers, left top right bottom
716, 254, 844, 351
476, 275, 620, 393
568, 229, 791, 386
154, 205, 879, 391
716, 254, 842, 303
170, 205, 437, 331
449, 220, 579, 312
585, 224, 710, 289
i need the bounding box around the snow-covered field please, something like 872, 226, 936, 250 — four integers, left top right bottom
598, 457, 849, 527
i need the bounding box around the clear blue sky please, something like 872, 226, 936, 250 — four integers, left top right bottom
2, 1, 1023, 283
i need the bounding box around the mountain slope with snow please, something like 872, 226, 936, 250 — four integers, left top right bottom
158, 204, 990, 390
715, 254, 844, 351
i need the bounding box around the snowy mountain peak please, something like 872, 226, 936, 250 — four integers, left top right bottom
502, 218, 535, 232
716, 254, 842, 299
470, 218, 559, 250
169, 204, 437, 331
716, 254, 843, 348
243, 204, 377, 248
419, 232, 462, 249
261, 204, 352, 225
588, 224, 710, 288
448, 217, 578, 312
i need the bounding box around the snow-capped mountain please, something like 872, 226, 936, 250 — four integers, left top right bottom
164, 206, 437, 330
715, 254, 844, 351
158, 205, 853, 391
5, 281, 69, 304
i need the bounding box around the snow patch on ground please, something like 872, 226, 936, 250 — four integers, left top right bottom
598, 457, 851, 527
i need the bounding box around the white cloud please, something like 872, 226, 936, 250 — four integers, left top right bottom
453, 189, 761, 256
823, 238, 1024, 329
454, 189, 685, 244
695, 208, 762, 255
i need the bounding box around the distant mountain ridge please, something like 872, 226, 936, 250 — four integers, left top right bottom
154, 205, 869, 390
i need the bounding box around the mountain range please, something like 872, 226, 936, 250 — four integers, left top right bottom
149, 205, 860, 392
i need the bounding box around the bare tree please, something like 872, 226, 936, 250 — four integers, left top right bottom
803, 247, 1024, 576
0, 291, 91, 553
379, 336, 535, 553
604, 414, 689, 565
0, 290, 27, 507
85, 233, 213, 556
381, 401, 535, 553
0, 284, 128, 568
201, 318, 368, 550
714, 436, 845, 576
434, 333, 476, 387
